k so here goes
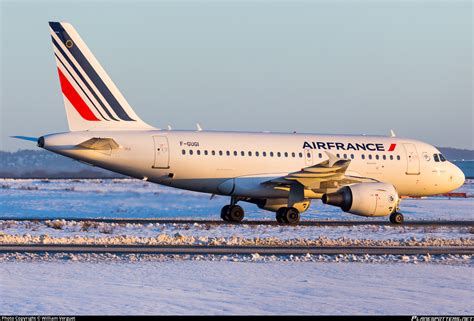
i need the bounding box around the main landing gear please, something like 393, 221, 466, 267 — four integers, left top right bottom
276, 207, 300, 225
221, 198, 245, 223
389, 212, 404, 224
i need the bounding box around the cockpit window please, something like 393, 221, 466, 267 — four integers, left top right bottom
439, 154, 446, 162
433, 154, 440, 162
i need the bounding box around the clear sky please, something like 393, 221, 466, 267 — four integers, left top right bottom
1, 0, 472, 151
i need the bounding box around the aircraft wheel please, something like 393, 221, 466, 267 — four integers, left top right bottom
389, 212, 404, 224
284, 207, 300, 225
228, 205, 245, 222
220, 205, 231, 222
276, 207, 287, 223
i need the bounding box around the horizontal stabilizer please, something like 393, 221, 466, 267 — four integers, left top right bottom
76, 137, 120, 150
11, 136, 38, 142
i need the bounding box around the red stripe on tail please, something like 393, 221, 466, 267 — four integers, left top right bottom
57, 68, 100, 121
388, 143, 396, 151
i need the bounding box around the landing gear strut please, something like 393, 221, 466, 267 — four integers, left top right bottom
220, 198, 245, 223
276, 207, 300, 225
389, 212, 404, 224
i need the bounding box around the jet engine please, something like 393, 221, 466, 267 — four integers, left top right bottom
322, 182, 399, 217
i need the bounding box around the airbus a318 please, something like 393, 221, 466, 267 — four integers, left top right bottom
14, 22, 465, 225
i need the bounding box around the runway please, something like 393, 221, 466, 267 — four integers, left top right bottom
1, 244, 472, 255
1, 218, 473, 227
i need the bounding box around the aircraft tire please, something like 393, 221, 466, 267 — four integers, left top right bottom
220, 205, 231, 221
284, 207, 300, 225
228, 205, 244, 222
276, 207, 287, 223
389, 212, 404, 224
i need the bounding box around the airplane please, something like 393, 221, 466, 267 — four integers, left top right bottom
14, 22, 465, 225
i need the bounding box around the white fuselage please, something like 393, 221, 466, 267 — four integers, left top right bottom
41, 130, 465, 199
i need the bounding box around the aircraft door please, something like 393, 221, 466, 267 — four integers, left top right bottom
403, 143, 420, 175
153, 136, 170, 169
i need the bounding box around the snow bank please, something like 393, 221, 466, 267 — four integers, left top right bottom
1, 219, 472, 241
0, 232, 471, 247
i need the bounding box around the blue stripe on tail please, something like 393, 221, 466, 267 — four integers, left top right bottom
52, 37, 117, 121
49, 22, 135, 122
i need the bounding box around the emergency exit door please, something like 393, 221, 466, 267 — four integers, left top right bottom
153, 136, 170, 169
403, 143, 420, 175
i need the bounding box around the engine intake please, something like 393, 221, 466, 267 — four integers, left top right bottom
37, 136, 45, 148
322, 182, 399, 217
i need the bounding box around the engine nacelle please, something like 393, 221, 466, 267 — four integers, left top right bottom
322, 183, 399, 217
247, 198, 311, 213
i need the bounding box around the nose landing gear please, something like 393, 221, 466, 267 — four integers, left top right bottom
389, 212, 404, 224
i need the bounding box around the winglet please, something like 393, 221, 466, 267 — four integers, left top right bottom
325, 151, 339, 167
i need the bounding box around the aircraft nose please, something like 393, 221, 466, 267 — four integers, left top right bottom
449, 163, 465, 190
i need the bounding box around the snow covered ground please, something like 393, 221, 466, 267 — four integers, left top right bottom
1, 219, 472, 247
1, 260, 473, 315
0, 179, 472, 315
1, 179, 472, 247
1, 178, 473, 221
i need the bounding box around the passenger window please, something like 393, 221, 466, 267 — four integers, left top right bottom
318, 153, 322, 158
241, 151, 244, 156
368, 155, 372, 160
439, 154, 446, 162
306, 152, 311, 158
434, 154, 440, 162
182, 150, 186, 155
277, 152, 281, 157
375, 155, 379, 160
336, 154, 340, 158
350, 154, 354, 159
382, 155, 386, 160
212, 150, 215, 156
197, 150, 201, 155
270, 152, 274, 157
291, 152, 295, 158
190, 150, 194, 155
248, 151, 252, 156
299, 152, 303, 158
233, 151, 237, 156
263, 152, 267, 157
397, 155, 401, 160
361, 154, 365, 160
219, 151, 223, 156
284, 152, 288, 157
204, 150, 208, 156
256, 151, 259, 157
390, 155, 393, 160
343, 154, 347, 159
226, 151, 230, 156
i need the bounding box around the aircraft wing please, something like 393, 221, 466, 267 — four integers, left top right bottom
263, 152, 377, 204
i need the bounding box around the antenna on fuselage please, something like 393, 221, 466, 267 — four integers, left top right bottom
167, 125, 172, 130
390, 129, 396, 137
196, 123, 203, 131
